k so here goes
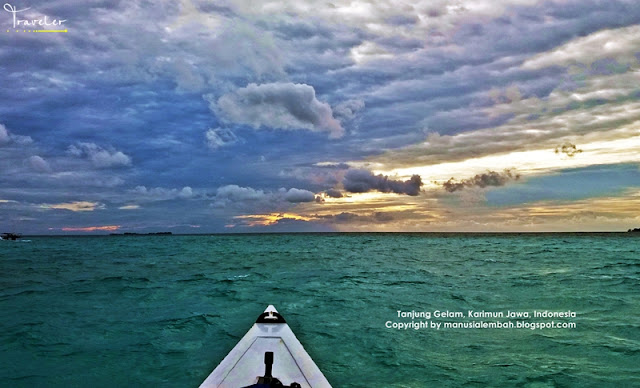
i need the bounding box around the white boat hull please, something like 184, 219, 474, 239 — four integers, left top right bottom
200, 305, 332, 388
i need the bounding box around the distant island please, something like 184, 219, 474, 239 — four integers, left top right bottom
628, 228, 640, 233
109, 232, 173, 236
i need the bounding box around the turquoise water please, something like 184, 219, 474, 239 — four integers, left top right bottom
1, 233, 639, 387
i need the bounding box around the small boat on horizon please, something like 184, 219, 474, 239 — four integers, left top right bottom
1, 233, 22, 241
200, 305, 332, 388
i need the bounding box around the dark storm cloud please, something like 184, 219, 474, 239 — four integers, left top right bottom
325, 188, 343, 198
284, 188, 316, 203
211, 82, 345, 138
555, 143, 583, 157
316, 211, 396, 224
313, 162, 351, 170
343, 169, 423, 196
333, 99, 365, 122
443, 170, 521, 193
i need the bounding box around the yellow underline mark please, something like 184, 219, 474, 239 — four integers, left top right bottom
6, 29, 68, 33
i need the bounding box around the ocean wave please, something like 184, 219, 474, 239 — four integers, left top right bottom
1, 288, 48, 298
157, 313, 219, 330
99, 275, 152, 283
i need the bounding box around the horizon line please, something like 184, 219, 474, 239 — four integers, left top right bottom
11, 230, 639, 237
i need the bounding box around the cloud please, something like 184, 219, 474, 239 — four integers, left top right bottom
555, 143, 583, 157
488, 85, 522, 105
27, 155, 52, 173
443, 169, 521, 193
68, 143, 132, 168
333, 99, 365, 121
278, 165, 344, 186
50, 172, 125, 188
351, 41, 393, 64
343, 169, 423, 196
119, 204, 140, 210
0, 124, 8, 144
374, 72, 640, 170
325, 188, 344, 198
131, 185, 194, 200
522, 25, 640, 70
314, 162, 351, 169
213, 185, 318, 207
211, 82, 345, 138
178, 186, 193, 198
284, 188, 316, 203
230, 209, 402, 230
232, 0, 542, 45
198, 18, 285, 80
321, 211, 396, 224
173, 59, 207, 91
0, 123, 32, 146
232, 212, 315, 227
486, 164, 640, 206
215, 185, 266, 201
4, 0, 640, 234
205, 127, 239, 150
59, 225, 121, 232
42, 201, 105, 212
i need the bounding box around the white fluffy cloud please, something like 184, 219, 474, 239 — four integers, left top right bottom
178, 186, 193, 199
27, 155, 52, 173
68, 142, 132, 168
213, 184, 317, 206
211, 82, 345, 138
131, 185, 194, 200
205, 127, 239, 150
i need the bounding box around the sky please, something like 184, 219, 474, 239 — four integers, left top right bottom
1, 0, 640, 234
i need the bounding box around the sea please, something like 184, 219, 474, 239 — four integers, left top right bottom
1, 233, 639, 387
